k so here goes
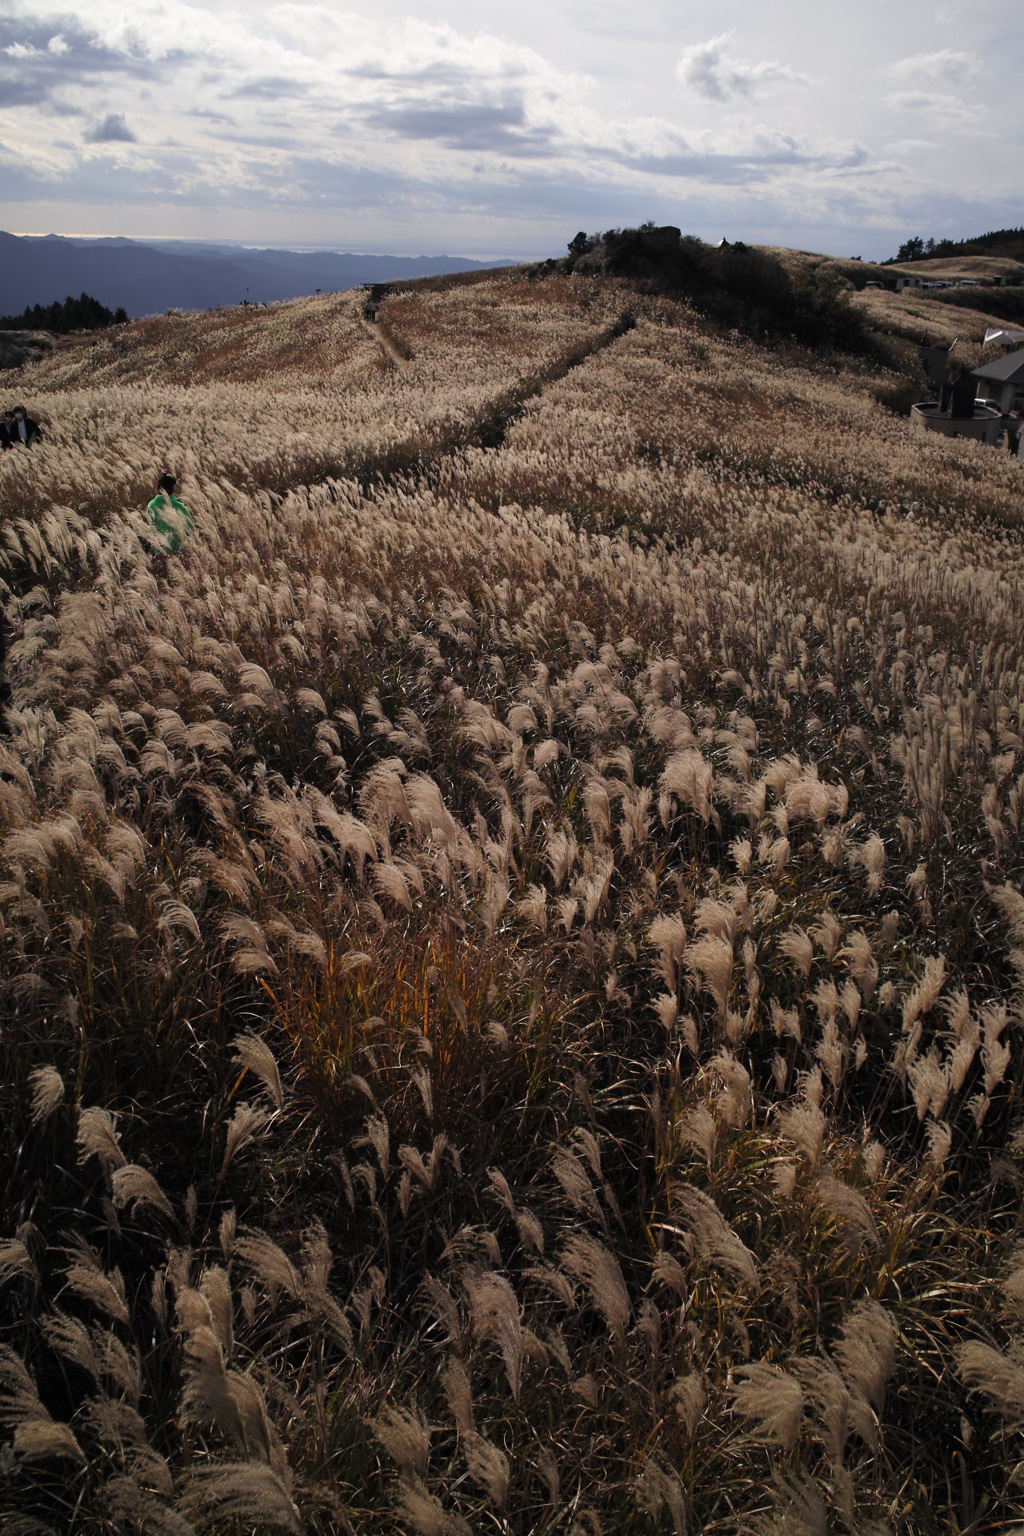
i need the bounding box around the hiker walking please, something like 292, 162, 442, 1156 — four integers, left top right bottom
1, 405, 42, 448
146, 473, 194, 571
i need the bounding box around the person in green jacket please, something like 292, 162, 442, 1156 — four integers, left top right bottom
146, 473, 195, 561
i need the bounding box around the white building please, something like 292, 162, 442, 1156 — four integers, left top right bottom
972, 352, 1024, 416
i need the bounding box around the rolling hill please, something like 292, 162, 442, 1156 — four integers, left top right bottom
1, 249, 1023, 1535
894, 227, 1024, 265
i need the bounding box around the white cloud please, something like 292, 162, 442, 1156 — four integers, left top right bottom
0, 0, 1019, 257
85, 110, 135, 142
676, 34, 804, 104
882, 49, 977, 86
0, 2, 845, 189
885, 91, 982, 128
881, 49, 983, 134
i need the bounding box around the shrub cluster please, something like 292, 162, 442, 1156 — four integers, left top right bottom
935, 288, 1024, 323
565, 226, 872, 353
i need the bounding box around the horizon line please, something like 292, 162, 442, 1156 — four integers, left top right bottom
7, 230, 527, 259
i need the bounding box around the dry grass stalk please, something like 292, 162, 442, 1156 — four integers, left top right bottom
2, 264, 1024, 1535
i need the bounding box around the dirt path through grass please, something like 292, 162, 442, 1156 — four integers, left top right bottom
360, 313, 413, 369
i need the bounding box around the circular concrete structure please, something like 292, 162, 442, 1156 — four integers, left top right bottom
910, 402, 1006, 445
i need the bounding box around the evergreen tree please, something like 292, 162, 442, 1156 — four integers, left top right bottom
0, 292, 127, 333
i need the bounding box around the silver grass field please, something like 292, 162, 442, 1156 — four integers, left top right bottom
1, 263, 1024, 1535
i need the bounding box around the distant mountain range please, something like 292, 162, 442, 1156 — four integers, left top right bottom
0, 232, 516, 320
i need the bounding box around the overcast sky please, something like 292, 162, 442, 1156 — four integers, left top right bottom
1, 0, 1021, 259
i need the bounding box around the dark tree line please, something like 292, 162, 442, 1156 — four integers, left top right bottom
0, 292, 127, 333
893, 228, 1024, 264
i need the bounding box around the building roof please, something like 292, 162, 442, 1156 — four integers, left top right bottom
972, 350, 1024, 383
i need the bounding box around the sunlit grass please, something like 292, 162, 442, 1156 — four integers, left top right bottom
1, 264, 1023, 1534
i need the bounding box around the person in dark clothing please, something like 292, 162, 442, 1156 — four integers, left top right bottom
2, 406, 42, 447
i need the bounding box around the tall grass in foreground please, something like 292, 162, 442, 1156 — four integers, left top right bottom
2, 270, 1024, 1534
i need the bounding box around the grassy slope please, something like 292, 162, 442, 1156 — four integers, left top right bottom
886, 255, 1024, 283
2, 269, 1024, 1535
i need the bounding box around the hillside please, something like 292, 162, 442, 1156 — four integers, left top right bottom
852, 283, 1015, 358
2, 262, 1024, 1536
886, 254, 1024, 284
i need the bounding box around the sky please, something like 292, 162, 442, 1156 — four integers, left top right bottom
0, 0, 1021, 261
